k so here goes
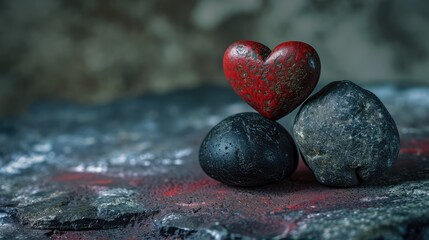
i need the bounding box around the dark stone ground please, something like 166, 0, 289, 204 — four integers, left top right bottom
1, 84, 428, 239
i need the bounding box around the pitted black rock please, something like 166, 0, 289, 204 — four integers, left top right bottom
293, 80, 400, 187
199, 112, 298, 187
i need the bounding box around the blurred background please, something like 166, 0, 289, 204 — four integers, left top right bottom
0, 0, 428, 117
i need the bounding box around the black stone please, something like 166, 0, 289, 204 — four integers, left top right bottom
199, 112, 298, 187
293, 80, 400, 187
1, 84, 429, 239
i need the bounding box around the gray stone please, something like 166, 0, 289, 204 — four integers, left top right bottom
15, 188, 156, 230
0, 84, 428, 239
293, 80, 400, 187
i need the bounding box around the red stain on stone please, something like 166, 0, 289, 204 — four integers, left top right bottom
223, 40, 321, 120
55, 173, 90, 181
92, 179, 114, 185
164, 185, 182, 197
128, 178, 144, 187
161, 178, 220, 197
186, 179, 219, 192
400, 138, 429, 156
53, 172, 116, 186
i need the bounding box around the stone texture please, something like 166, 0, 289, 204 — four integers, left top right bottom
293, 80, 400, 187
15, 188, 155, 230
0, 84, 428, 239
223, 41, 320, 120
199, 112, 298, 186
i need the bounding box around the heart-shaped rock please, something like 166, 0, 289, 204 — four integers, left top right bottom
223, 40, 321, 120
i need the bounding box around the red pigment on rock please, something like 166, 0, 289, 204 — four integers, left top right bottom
223, 40, 320, 120
162, 179, 219, 197
54, 172, 116, 186
400, 138, 429, 156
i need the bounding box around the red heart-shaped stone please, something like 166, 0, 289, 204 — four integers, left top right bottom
223, 40, 321, 120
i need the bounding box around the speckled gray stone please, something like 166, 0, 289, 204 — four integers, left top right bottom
15, 188, 155, 230
1, 84, 429, 239
293, 80, 400, 187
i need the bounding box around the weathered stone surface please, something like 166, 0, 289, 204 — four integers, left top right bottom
15, 187, 155, 230
0, 84, 428, 239
199, 112, 298, 186
223, 40, 320, 120
293, 80, 400, 187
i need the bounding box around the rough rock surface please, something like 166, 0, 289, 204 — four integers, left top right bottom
0, 84, 429, 239
293, 80, 400, 187
223, 41, 320, 120
199, 112, 298, 186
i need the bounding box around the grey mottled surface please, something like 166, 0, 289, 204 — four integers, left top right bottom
294, 81, 400, 187
0, 84, 428, 239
